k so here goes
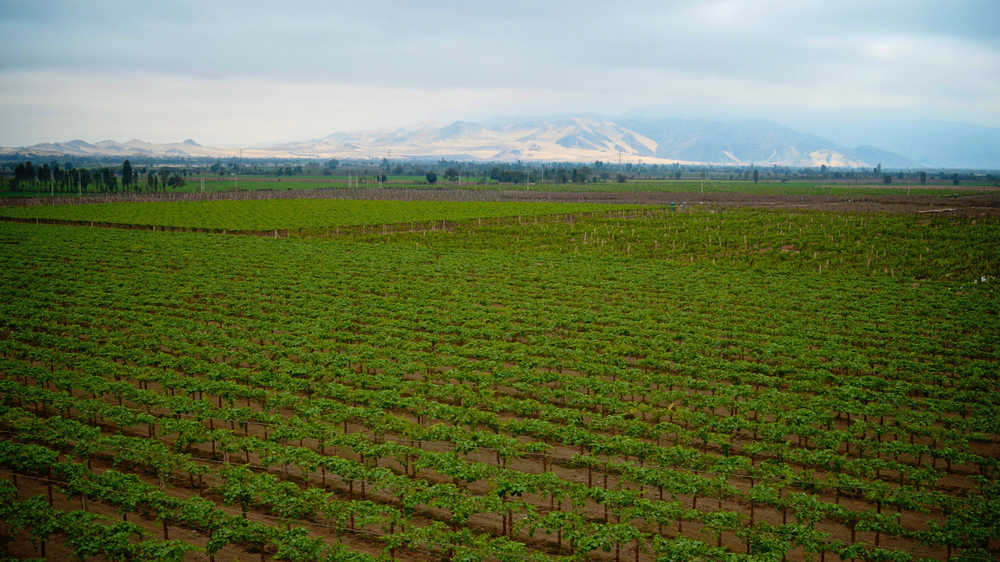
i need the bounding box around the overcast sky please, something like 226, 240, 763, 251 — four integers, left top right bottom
1, 0, 998, 146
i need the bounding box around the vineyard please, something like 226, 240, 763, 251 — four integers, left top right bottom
0, 199, 634, 231
0, 200, 998, 562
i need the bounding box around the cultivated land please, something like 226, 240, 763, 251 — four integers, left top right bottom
0, 199, 635, 231
0, 193, 998, 562
5, 178, 998, 200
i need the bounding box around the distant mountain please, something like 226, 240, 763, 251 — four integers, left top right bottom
617, 118, 916, 168
793, 120, 1000, 169
291, 117, 664, 163
0, 138, 304, 160
0, 116, 928, 168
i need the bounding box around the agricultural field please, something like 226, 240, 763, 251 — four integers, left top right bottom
162, 179, 1000, 198
337, 207, 999, 282
0, 198, 998, 562
0, 200, 635, 232
6, 178, 993, 200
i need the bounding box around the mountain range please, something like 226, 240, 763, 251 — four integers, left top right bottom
3, 116, 996, 169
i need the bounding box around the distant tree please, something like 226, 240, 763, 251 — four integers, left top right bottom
425, 171, 437, 184
23, 161, 36, 183
753, 169, 759, 183
616, 173, 627, 183
122, 160, 133, 189
102, 167, 115, 192
952, 173, 960, 186
443, 168, 459, 182
159, 168, 170, 189
73, 168, 89, 192
325, 159, 339, 169
875, 163, 882, 176
13, 163, 25, 185
580, 165, 591, 177
167, 174, 186, 188
919, 171, 927, 185
210, 160, 222, 173
883, 175, 892, 184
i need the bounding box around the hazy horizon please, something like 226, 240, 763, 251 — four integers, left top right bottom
2, 1, 998, 148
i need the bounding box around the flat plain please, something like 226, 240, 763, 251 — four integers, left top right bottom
0, 192, 997, 562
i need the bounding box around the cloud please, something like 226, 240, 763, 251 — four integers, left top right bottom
1, 0, 997, 145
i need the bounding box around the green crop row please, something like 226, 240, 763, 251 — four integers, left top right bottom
0, 199, 636, 231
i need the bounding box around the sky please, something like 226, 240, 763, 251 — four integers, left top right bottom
1, 0, 998, 147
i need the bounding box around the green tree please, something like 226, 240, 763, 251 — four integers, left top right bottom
426, 171, 437, 184
883, 175, 892, 184
443, 168, 459, 182
753, 169, 759, 183
122, 160, 133, 190
167, 174, 186, 189
919, 171, 927, 185
102, 167, 115, 192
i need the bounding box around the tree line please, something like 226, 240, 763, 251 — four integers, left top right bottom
5, 159, 186, 193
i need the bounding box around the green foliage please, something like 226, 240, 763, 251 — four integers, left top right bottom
0, 199, 633, 231
0, 204, 997, 562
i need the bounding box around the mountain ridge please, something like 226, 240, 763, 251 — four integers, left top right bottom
0, 116, 939, 168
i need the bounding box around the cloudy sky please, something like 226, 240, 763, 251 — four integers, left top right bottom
1, 0, 998, 146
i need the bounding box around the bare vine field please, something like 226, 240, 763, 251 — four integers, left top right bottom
0, 198, 997, 562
